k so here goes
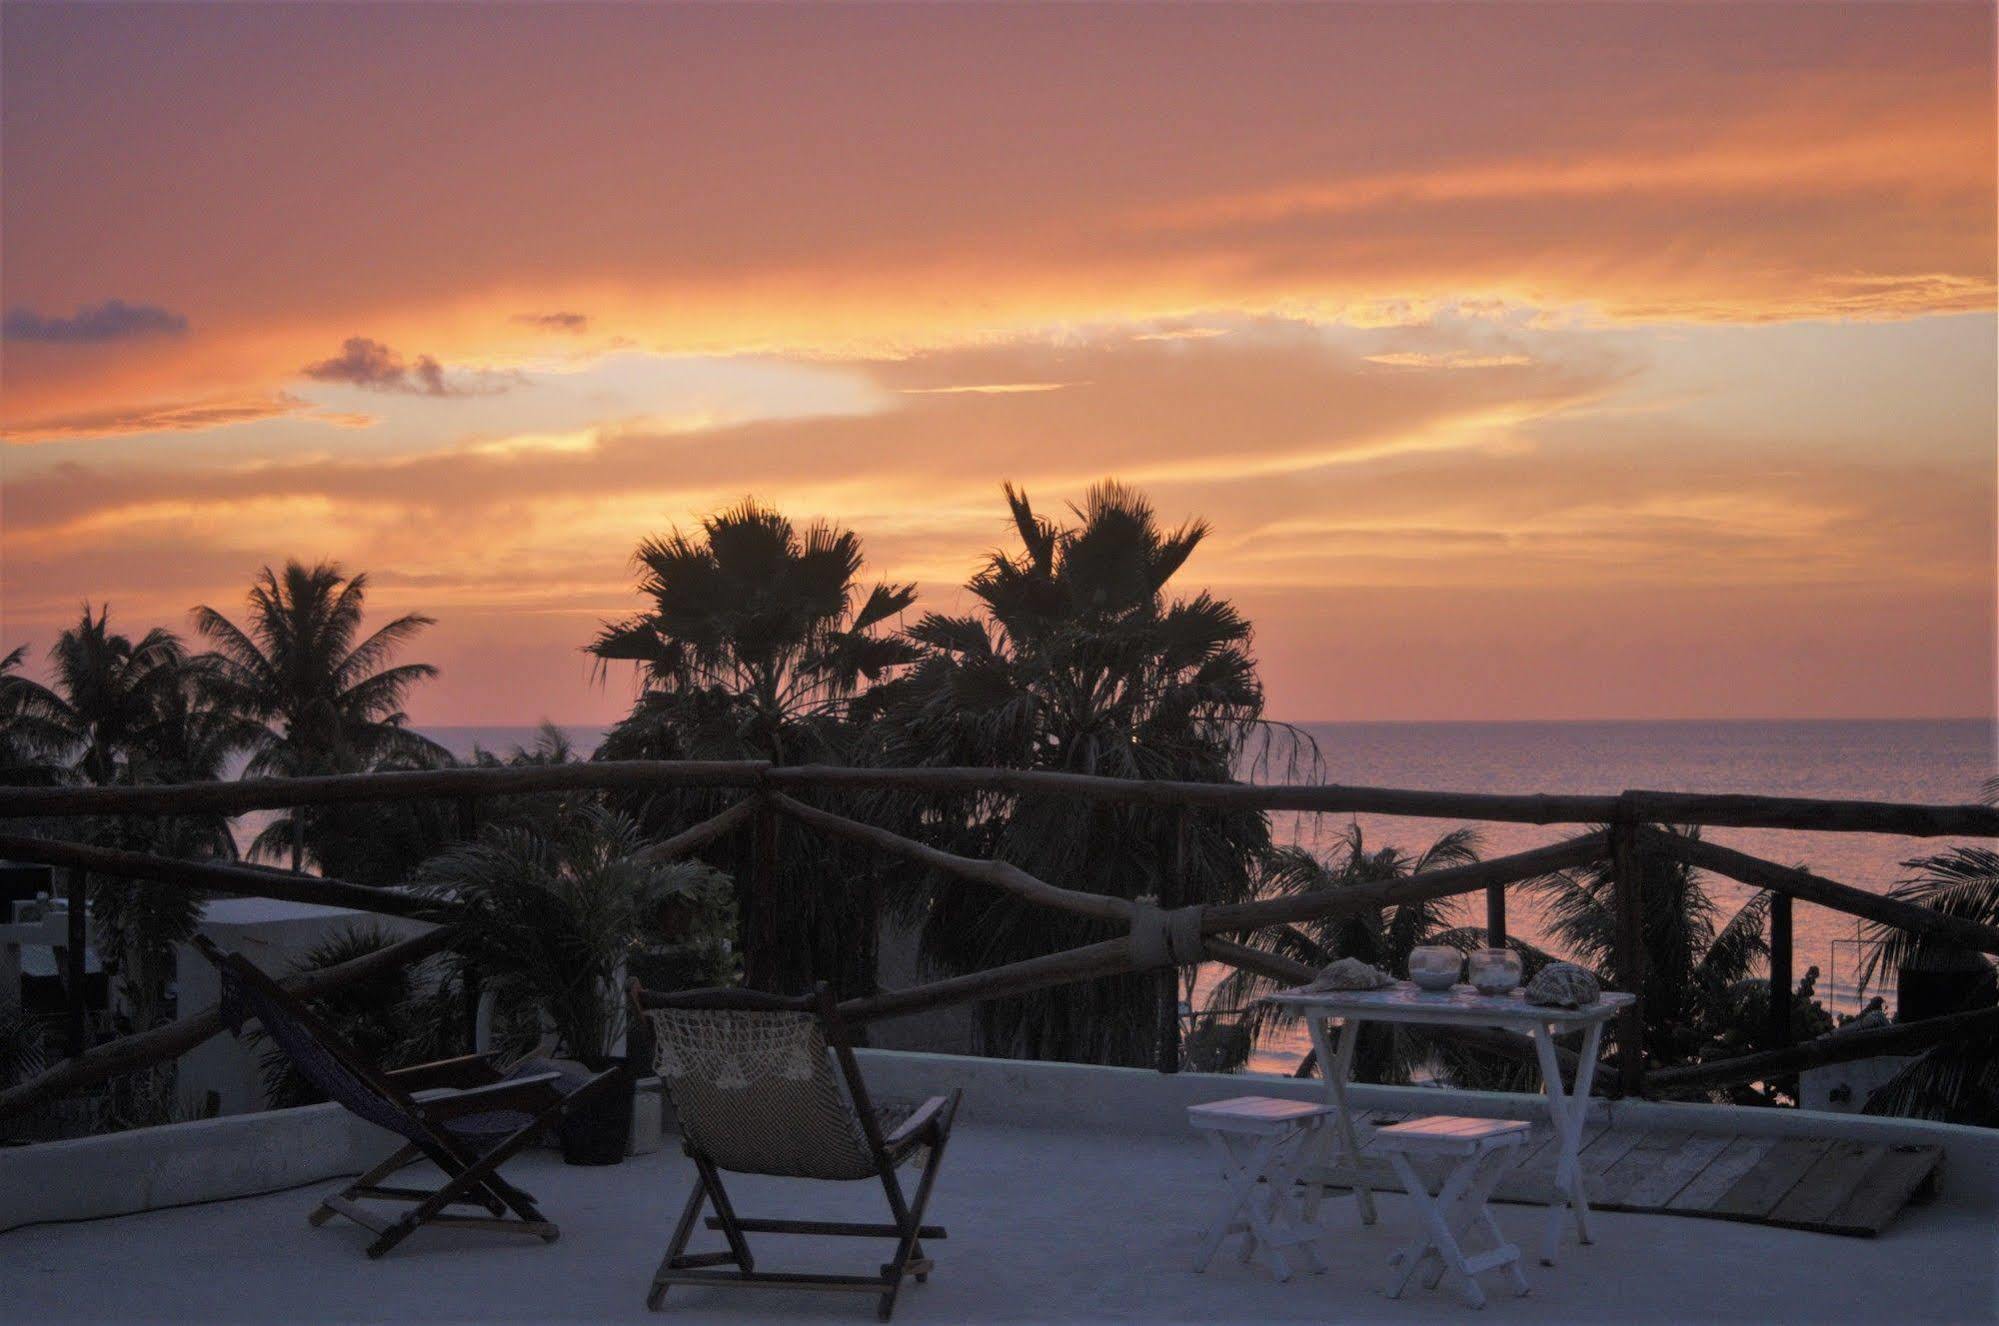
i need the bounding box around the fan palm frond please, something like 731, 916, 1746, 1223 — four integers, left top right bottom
1860, 847, 1999, 989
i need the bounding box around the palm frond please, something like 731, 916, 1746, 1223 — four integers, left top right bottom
1861, 847, 1999, 988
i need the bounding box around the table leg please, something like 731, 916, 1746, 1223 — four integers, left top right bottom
1300, 1016, 1337, 1222
1531, 1019, 1603, 1265
1568, 1019, 1604, 1251
1305, 1014, 1376, 1226
1193, 1131, 1259, 1273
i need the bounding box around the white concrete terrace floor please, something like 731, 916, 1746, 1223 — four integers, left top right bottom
5, 1120, 1991, 1325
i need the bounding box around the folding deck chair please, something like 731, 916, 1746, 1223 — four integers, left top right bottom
192, 934, 620, 1258
632, 981, 962, 1322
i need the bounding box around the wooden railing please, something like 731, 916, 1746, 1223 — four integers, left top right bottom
1, 761, 1995, 1123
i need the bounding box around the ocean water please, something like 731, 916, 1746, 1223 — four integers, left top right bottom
1223, 718, 1995, 1070
421, 718, 1994, 1070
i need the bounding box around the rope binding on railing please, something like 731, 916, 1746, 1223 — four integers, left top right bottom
1127, 897, 1207, 969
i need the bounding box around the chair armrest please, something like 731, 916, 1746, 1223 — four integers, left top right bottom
884, 1094, 954, 1152
387, 1052, 504, 1093
420, 1071, 565, 1121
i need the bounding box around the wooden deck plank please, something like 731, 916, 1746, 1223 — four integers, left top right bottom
1516, 1120, 1605, 1176
1296, 1121, 1938, 1238
1823, 1144, 1944, 1237
1667, 1136, 1773, 1211
1767, 1141, 1884, 1229
1711, 1137, 1834, 1220
1618, 1132, 1734, 1209
1596, 1130, 1694, 1207
1493, 1168, 1561, 1206
1577, 1128, 1648, 1178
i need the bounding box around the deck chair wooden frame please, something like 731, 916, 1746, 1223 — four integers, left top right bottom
631, 981, 962, 1322
192, 934, 620, 1258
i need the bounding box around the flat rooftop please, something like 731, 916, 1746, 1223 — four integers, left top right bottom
6, 1117, 1991, 1325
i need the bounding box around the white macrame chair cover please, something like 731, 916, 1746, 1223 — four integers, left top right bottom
647, 1007, 885, 1180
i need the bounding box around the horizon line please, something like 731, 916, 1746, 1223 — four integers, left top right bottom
411, 713, 1999, 731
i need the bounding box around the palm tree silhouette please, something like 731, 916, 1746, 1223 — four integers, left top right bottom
33, 606, 187, 786
591, 500, 916, 993
194, 561, 444, 869
0, 643, 77, 784
874, 481, 1281, 1066
8, 609, 244, 1045
591, 499, 916, 763
1853, 775, 1999, 1124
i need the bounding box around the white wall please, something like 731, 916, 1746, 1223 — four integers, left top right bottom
8, 1049, 1995, 1233
178, 900, 431, 1116
0, 1100, 396, 1232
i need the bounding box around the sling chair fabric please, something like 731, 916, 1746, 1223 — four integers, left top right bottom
195, 934, 619, 1258
634, 982, 961, 1321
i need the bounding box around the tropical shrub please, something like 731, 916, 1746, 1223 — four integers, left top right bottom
420, 805, 736, 1063
257, 925, 467, 1109
1856, 829, 1999, 1125
1533, 824, 1781, 1093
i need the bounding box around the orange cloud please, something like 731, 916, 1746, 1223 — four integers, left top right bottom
5, 315, 1991, 720
1, 6, 1991, 722
3, 5, 1991, 436
1, 392, 306, 444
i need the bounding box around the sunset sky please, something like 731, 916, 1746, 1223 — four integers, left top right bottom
2, 3, 1993, 725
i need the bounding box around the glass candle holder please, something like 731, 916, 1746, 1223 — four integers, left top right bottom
1468, 947, 1523, 995
1407, 945, 1462, 991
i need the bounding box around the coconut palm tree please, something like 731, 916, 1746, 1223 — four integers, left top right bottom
193, 561, 445, 869
590, 501, 917, 996
871, 481, 1281, 1067
0, 644, 77, 784
129, 659, 264, 859
84, 657, 262, 1038
31, 607, 187, 787
1532, 824, 1774, 1080
6, 612, 251, 1051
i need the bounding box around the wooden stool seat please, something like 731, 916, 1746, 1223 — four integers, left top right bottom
1187, 1096, 1332, 1282
1377, 1115, 1532, 1309
1188, 1095, 1336, 1134
1376, 1115, 1531, 1157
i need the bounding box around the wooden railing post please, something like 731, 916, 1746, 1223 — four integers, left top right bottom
747, 791, 781, 992
455, 797, 482, 1043
64, 865, 88, 1058
1610, 809, 1646, 1096
1768, 892, 1793, 1053
1157, 806, 1192, 1073
1485, 882, 1507, 949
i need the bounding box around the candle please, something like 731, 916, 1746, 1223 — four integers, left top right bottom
1407, 945, 1462, 991
1468, 947, 1523, 995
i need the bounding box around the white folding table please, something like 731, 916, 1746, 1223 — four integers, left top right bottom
1263, 984, 1633, 1266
